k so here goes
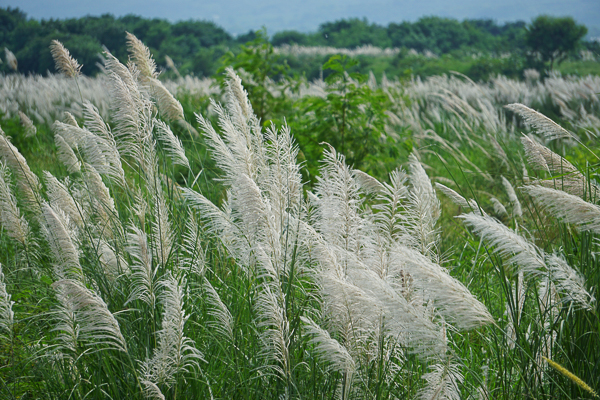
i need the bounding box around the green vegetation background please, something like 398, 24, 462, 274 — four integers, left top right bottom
1, 7, 599, 81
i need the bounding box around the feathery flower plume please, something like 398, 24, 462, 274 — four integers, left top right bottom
545, 254, 594, 310
435, 182, 483, 215
103, 51, 150, 161
154, 119, 189, 168
353, 169, 384, 194
373, 168, 409, 242
82, 101, 112, 142
301, 316, 355, 375
0, 128, 41, 207
43, 172, 84, 229
98, 239, 127, 281
82, 164, 119, 233
54, 134, 81, 174
52, 279, 127, 352
225, 67, 252, 120
406, 153, 441, 260
151, 186, 174, 268
4, 48, 17, 71
255, 283, 291, 382
394, 245, 493, 330
301, 316, 355, 398
125, 32, 184, 121
522, 185, 600, 234
40, 203, 82, 280
460, 213, 546, 276
505, 103, 575, 141
501, 176, 522, 218
18, 111, 36, 137
520, 135, 592, 198
0, 163, 31, 247
126, 226, 157, 308
49, 40, 82, 78
0, 264, 15, 339
164, 55, 181, 78
64, 112, 79, 127
141, 381, 166, 400
520, 135, 576, 175
140, 276, 202, 388
490, 197, 508, 217
126, 32, 157, 79
203, 277, 233, 341
419, 361, 463, 400
150, 78, 185, 121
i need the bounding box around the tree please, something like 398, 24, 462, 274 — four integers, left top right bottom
526, 15, 587, 69
291, 55, 393, 181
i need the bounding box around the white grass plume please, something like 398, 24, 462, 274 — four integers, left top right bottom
150, 78, 185, 121
179, 216, 206, 275
373, 168, 409, 243
506, 103, 575, 141
435, 183, 482, 215
545, 254, 594, 310
50, 40, 82, 78
82, 101, 112, 141
353, 169, 385, 195
405, 153, 441, 260
41, 203, 82, 280
522, 185, 600, 234
126, 32, 157, 79
490, 197, 508, 217
64, 112, 79, 127
141, 276, 202, 387
54, 134, 81, 174
18, 111, 36, 137
52, 279, 127, 352
51, 282, 79, 358
460, 213, 546, 277
0, 128, 40, 207
180, 189, 236, 242
154, 119, 189, 168
0, 264, 14, 339
151, 185, 174, 268
82, 164, 120, 238
255, 282, 291, 382
501, 176, 522, 218
141, 381, 165, 400
125, 32, 183, 121
521, 135, 577, 175
520, 135, 591, 198
203, 277, 233, 341
104, 51, 151, 161
0, 163, 31, 248
98, 239, 127, 282
225, 67, 252, 120
393, 245, 493, 330
312, 146, 364, 251
301, 316, 355, 376
126, 225, 157, 308
419, 361, 463, 400
43, 172, 84, 229
4, 47, 17, 71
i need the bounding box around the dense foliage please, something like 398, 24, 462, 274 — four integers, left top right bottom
1, 7, 598, 81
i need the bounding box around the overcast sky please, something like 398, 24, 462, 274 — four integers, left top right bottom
1, 0, 599, 36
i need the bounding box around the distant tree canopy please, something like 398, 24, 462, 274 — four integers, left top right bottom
526, 15, 588, 69
272, 17, 528, 54
0, 7, 232, 76
0, 7, 594, 78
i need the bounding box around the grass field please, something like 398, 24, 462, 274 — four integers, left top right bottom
0, 34, 599, 399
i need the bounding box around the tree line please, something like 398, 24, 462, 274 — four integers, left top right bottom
0, 7, 595, 78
